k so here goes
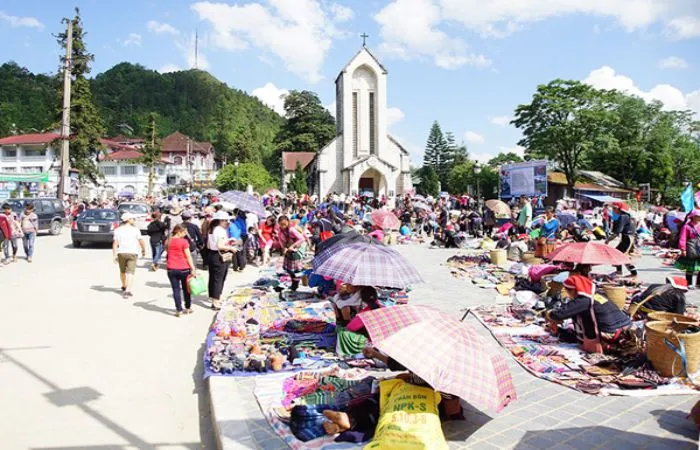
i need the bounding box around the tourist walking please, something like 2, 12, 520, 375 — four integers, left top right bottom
181, 211, 204, 266
146, 211, 167, 271
676, 209, 700, 289
20, 203, 39, 262
207, 211, 237, 310
518, 195, 532, 233
166, 224, 197, 317
1, 203, 21, 264
277, 215, 307, 292
112, 213, 146, 298
259, 215, 277, 265
606, 202, 638, 278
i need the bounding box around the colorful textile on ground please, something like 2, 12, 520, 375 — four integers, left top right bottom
205, 287, 340, 377
471, 305, 699, 396
336, 325, 369, 356
445, 253, 524, 293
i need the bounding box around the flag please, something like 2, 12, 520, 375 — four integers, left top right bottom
681, 183, 694, 212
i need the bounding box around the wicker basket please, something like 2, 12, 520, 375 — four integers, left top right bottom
645, 320, 700, 377
490, 249, 507, 266
647, 311, 699, 324
603, 285, 627, 310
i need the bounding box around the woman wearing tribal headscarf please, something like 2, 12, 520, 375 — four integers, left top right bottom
675, 209, 700, 289
545, 275, 631, 354
629, 276, 689, 319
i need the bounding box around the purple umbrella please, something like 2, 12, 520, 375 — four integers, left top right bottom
313, 241, 423, 288
557, 211, 577, 228
666, 211, 686, 233
219, 190, 266, 217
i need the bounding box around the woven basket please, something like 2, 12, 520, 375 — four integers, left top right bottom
490, 249, 507, 266
648, 311, 699, 324
603, 285, 627, 310
645, 320, 700, 377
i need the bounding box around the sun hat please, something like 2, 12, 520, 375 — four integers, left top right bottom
120, 212, 135, 222
170, 206, 182, 215
213, 211, 231, 221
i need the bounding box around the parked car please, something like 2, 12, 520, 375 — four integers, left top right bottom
117, 202, 152, 234
71, 209, 120, 247
7, 198, 67, 235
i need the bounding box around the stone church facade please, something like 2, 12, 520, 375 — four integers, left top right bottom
309, 46, 412, 200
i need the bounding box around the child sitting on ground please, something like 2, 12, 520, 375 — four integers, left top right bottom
245, 226, 261, 266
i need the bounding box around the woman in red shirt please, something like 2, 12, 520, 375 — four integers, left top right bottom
166, 224, 197, 317
258, 215, 277, 265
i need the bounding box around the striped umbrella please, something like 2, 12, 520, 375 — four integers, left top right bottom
219, 190, 266, 217
358, 305, 517, 413
313, 241, 423, 288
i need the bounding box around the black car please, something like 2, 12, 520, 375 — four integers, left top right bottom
71, 209, 120, 247
7, 198, 67, 235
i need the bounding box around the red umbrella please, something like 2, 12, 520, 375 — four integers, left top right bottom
371, 210, 401, 229
546, 242, 631, 266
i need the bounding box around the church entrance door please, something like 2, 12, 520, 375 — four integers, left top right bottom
357, 168, 386, 197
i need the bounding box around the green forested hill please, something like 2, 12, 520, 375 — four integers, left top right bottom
0, 61, 284, 166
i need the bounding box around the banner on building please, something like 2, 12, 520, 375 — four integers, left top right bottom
499, 160, 548, 199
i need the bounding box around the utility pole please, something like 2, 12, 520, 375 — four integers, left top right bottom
57, 19, 73, 200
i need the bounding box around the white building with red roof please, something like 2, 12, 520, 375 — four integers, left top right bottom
0, 132, 62, 195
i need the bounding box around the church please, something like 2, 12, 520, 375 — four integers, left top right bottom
308, 45, 413, 201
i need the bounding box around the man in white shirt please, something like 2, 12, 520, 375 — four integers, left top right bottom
112, 213, 146, 298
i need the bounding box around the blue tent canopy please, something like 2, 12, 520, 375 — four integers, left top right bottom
581, 194, 622, 203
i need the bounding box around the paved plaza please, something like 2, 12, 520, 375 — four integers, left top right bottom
0, 231, 698, 449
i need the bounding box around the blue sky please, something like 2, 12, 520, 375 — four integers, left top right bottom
1, 0, 699, 165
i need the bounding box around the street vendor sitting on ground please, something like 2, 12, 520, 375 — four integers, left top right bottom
545, 275, 632, 353
335, 287, 381, 356
629, 276, 688, 318
507, 234, 530, 262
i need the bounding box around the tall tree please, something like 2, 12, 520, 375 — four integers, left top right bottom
275, 90, 335, 153
56, 8, 105, 182
417, 165, 439, 197
288, 161, 308, 194
513, 79, 615, 191
216, 162, 276, 192
140, 112, 161, 196
423, 121, 445, 171
487, 152, 523, 167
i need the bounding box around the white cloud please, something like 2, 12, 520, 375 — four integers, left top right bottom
159, 64, 181, 73
499, 145, 526, 156
665, 16, 700, 39
252, 82, 289, 115
374, 0, 491, 70
192, 0, 348, 83
464, 131, 485, 144
119, 33, 142, 47
584, 66, 700, 115
147, 20, 179, 35
657, 56, 689, 69
0, 11, 44, 29
330, 3, 354, 22
489, 115, 511, 126
392, 134, 424, 166
387, 107, 405, 128
440, 0, 700, 40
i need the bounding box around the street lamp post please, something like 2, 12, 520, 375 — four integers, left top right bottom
473, 163, 482, 202
234, 159, 240, 190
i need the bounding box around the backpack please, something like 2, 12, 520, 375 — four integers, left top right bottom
184, 224, 197, 253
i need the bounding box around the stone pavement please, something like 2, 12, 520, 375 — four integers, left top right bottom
0, 230, 259, 449
211, 245, 700, 450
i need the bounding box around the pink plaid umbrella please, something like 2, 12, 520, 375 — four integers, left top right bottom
313, 242, 423, 288
371, 210, 401, 230
546, 242, 631, 266
359, 305, 517, 412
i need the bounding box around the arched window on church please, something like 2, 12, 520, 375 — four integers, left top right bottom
369, 92, 376, 154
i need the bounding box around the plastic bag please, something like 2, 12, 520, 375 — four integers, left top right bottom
187, 275, 207, 296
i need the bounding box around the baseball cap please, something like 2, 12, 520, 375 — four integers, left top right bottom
213, 211, 231, 221
121, 212, 135, 222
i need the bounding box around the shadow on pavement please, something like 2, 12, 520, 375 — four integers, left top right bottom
514, 426, 695, 449
89, 285, 123, 294
442, 401, 492, 442
193, 342, 218, 449
132, 299, 176, 317
145, 281, 173, 289
651, 409, 699, 440
0, 347, 200, 450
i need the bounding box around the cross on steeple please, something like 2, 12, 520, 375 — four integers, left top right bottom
360, 33, 369, 47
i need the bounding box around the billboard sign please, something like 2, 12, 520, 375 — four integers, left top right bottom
499, 160, 548, 199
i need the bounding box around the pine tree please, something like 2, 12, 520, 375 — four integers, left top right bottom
56, 8, 105, 183
439, 131, 457, 190
423, 121, 444, 170
141, 112, 161, 196
288, 161, 308, 194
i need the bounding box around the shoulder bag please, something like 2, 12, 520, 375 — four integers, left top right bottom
686, 226, 700, 259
